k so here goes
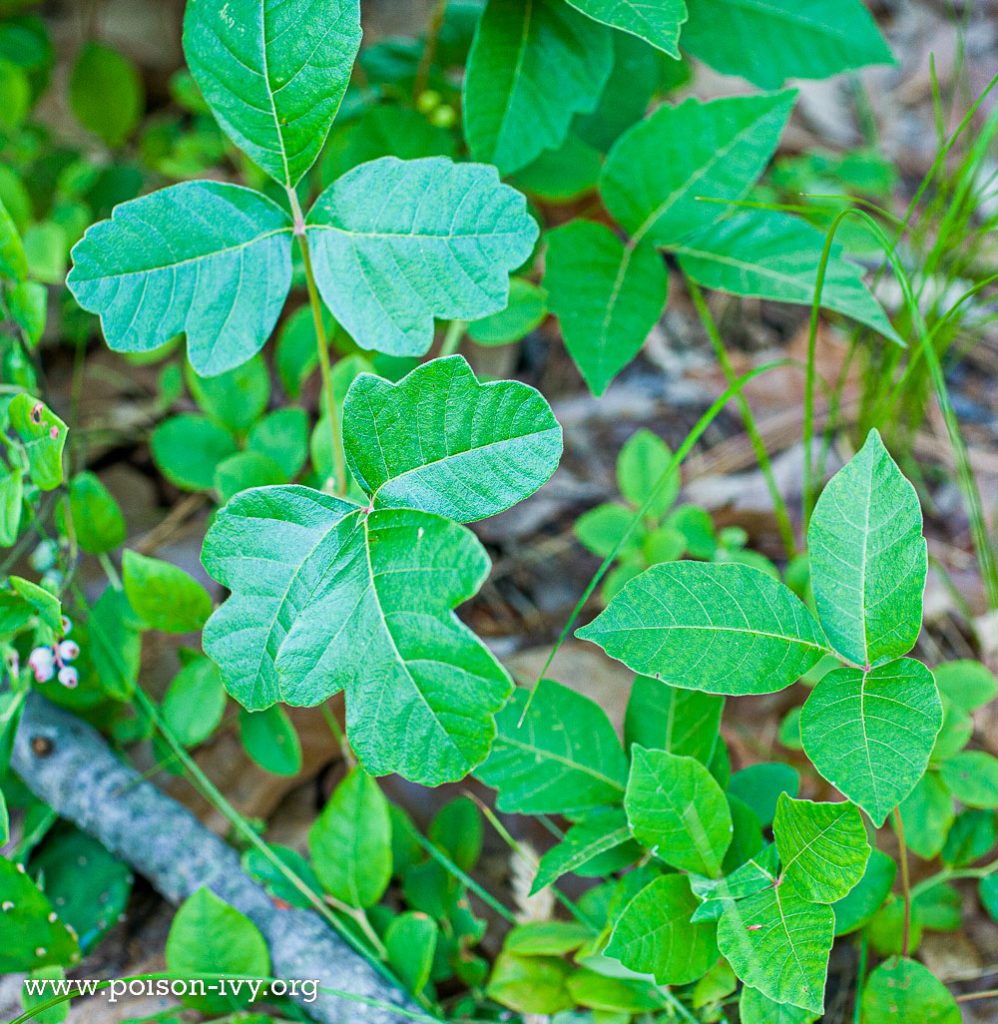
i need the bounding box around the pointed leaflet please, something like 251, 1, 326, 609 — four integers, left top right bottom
690, 845, 780, 921
717, 877, 833, 1014
463, 0, 613, 175
625, 746, 732, 877
183, 0, 361, 188
681, 0, 893, 90
476, 679, 628, 816
531, 808, 635, 894
808, 429, 927, 667
675, 210, 900, 344
564, 0, 687, 56
601, 91, 796, 248
67, 183, 293, 377
606, 874, 717, 985
544, 220, 667, 396
306, 157, 538, 356
578, 561, 829, 695
202, 486, 512, 784
343, 356, 561, 523
773, 796, 870, 904
801, 660, 941, 827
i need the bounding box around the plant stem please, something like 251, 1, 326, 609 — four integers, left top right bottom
910, 856, 998, 899
288, 189, 347, 496
852, 933, 868, 1024
439, 319, 465, 358
957, 989, 998, 1003
98, 552, 122, 590
687, 280, 797, 557
413, 0, 448, 101
893, 807, 912, 958
321, 701, 355, 768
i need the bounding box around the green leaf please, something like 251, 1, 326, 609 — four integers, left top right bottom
9, 576, 61, 633
165, 888, 269, 1014
239, 705, 302, 776
68, 472, 125, 555
833, 848, 895, 936
429, 797, 482, 872
385, 912, 437, 994
0, 789, 6, 846
0, 857, 79, 972
183, 0, 361, 188
942, 809, 997, 867
122, 551, 212, 634
577, 561, 829, 695
162, 656, 226, 748
8, 281, 47, 347
728, 763, 800, 827
476, 678, 627, 815
544, 219, 667, 396
934, 660, 998, 713
531, 807, 635, 894
151, 415, 238, 492
309, 767, 392, 908
567, 970, 661, 1013
86, 588, 140, 700
617, 428, 679, 517
939, 751, 998, 809
626, 746, 732, 877
67, 182, 294, 377
565, 0, 686, 56
774, 795, 870, 904
8, 394, 67, 491
0, 469, 23, 547
675, 211, 899, 343
859, 957, 960, 1024
717, 877, 833, 1014
247, 408, 309, 479
342, 355, 561, 522
808, 430, 926, 666
601, 91, 796, 247
800, 659, 942, 827
681, 0, 893, 89
740, 987, 818, 1024
505, 921, 591, 956
898, 772, 954, 860
463, 0, 613, 175
624, 675, 723, 764
187, 356, 271, 435
202, 487, 512, 784
512, 134, 602, 202
306, 158, 538, 356
467, 277, 547, 346
68, 42, 143, 147
0, 195, 26, 281
487, 952, 573, 1015
913, 883, 961, 932
980, 874, 998, 922
214, 450, 285, 501
606, 874, 717, 985
690, 845, 779, 922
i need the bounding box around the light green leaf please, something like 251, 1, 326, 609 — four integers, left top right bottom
151, 415, 238, 492
68, 42, 143, 147
717, 877, 833, 1014
774, 795, 870, 904
306, 157, 537, 356
8, 394, 67, 491
487, 952, 573, 1015
187, 355, 271, 435
183, 0, 361, 187
626, 746, 732, 877
214, 450, 285, 501
505, 921, 592, 956
690, 845, 779, 922
9, 576, 61, 633
934, 660, 998, 713
728, 763, 799, 827
0, 195, 26, 282
0, 858, 79, 972
342, 355, 561, 522
943, 809, 997, 867
859, 957, 960, 1024
511, 133, 602, 202
463, 0, 613, 175
165, 889, 269, 1014
565, 0, 686, 56
740, 986, 818, 1024
467, 277, 547, 346
0, 469, 23, 547
939, 751, 998, 809
601, 91, 796, 247
833, 848, 895, 936
605, 874, 717, 985
240, 705, 302, 775
247, 408, 309, 479
476, 678, 627, 815
544, 219, 667, 396
808, 429, 926, 666
624, 675, 723, 764
86, 588, 140, 701
531, 807, 635, 894
67, 182, 294, 377
577, 561, 829, 695
801, 659, 941, 827
385, 912, 437, 995
681, 0, 893, 89
898, 772, 953, 861
122, 550, 212, 634
309, 767, 392, 908
675, 210, 899, 343
68, 472, 126, 555
162, 656, 226, 748
202, 486, 512, 784
617, 428, 679, 516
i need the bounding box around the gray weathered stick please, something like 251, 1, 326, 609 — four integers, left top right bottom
12, 693, 420, 1024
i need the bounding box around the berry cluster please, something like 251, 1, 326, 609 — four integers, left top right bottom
27, 618, 79, 688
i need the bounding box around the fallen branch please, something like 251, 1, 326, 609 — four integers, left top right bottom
12, 693, 419, 1024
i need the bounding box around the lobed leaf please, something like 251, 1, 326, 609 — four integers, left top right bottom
801, 659, 941, 827
183, 0, 361, 188
577, 561, 829, 695
306, 157, 538, 356
343, 355, 561, 522
67, 182, 293, 377
202, 486, 512, 784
